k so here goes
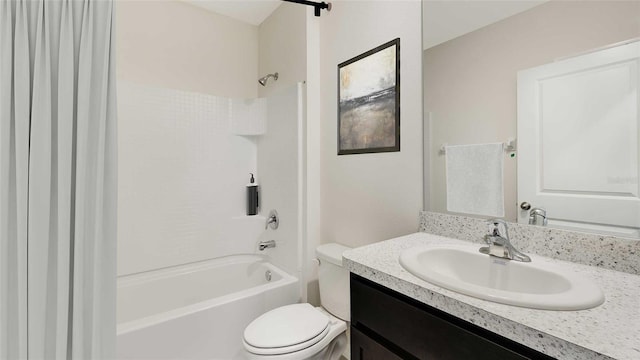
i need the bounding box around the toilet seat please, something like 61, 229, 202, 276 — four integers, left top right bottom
244, 324, 330, 355
243, 304, 331, 356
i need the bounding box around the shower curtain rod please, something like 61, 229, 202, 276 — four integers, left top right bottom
282, 0, 331, 17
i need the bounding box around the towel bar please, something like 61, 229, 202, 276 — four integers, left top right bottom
439, 138, 516, 155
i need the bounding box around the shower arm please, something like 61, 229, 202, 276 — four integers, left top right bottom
281, 0, 331, 17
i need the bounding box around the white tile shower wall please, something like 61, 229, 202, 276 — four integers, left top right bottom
117, 82, 262, 276
229, 98, 267, 135
257, 84, 304, 281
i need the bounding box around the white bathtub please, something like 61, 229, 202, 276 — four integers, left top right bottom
117, 255, 299, 360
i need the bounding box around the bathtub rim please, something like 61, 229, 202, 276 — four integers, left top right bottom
117, 254, 299, 335
118, 254, 278, 285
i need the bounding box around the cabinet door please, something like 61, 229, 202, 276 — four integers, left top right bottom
351, 327, 404, 360
351, 274, 552, 360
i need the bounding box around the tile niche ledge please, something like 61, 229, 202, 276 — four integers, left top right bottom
419, 211, 640, 276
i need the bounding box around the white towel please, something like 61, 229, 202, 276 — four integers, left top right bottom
446, 143, 504, 217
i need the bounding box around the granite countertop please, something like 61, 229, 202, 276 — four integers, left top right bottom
343, 232, 640, 360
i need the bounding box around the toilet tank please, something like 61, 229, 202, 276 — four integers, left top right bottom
316, 243, 351, 321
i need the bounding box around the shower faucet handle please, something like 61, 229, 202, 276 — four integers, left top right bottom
265, 209, 279, 230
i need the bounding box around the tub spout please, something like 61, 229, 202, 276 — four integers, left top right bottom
258, 240, 276, 251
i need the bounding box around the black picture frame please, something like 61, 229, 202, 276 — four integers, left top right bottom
337, 38, 400, 155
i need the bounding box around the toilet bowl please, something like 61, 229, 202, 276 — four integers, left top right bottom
242, 243, 351, 360
243, 304, 347, 360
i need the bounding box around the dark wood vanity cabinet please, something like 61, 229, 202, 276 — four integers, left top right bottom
350, 274, 556, 360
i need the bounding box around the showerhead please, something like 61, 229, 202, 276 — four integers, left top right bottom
258, 72, 279, 86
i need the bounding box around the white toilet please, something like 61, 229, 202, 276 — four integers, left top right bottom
243, 243, 351, 360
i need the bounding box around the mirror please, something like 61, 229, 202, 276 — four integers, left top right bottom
422, 0, 640, 238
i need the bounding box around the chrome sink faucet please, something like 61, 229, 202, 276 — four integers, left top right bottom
480, 219, 531, 262
528, 208, 548, 226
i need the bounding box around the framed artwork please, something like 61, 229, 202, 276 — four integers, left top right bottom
338, 38, 400, 155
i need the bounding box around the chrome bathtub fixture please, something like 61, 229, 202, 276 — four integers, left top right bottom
528, 207, 548, 226
258, 72, 278, 86
258, 240, 276, 251
265, 209, 279, 230
265, 270, 272, 281
480, 219, 531, 262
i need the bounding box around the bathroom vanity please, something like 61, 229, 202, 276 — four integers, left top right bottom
351, 274, 553, 359
344, 232, 640, 360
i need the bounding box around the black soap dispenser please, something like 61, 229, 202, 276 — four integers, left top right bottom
246, 173, 259, 216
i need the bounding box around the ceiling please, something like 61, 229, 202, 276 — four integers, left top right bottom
183, 0, 282, 26
181, 0, 547, 45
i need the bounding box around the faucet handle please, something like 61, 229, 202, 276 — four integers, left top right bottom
265, 209, 279, 230
486, 219, 509, 239
481, 219, 531, 262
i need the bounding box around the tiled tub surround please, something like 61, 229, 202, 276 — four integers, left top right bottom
343, 233, 640, 360
419, 211, 640, 275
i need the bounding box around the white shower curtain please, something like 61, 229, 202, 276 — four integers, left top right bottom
0, 1, 116, 359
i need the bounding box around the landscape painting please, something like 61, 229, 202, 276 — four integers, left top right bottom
338, 38, 400, 155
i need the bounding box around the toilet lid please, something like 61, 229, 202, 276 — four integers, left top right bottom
243, 303, 330, 350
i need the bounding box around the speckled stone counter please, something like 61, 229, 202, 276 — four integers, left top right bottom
419, 211, 640, 275
343, 233, 640, 360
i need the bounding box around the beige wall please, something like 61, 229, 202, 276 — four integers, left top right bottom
318, 0, 423, 249
425, 0, 640, 221
258, 3, 307, 97
116, 0, 258, 98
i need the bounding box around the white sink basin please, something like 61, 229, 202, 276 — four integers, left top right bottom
399, 245, 604, 310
